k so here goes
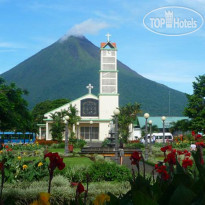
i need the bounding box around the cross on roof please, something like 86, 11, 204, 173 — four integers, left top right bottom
86, 83, 93, 94
106, 33, 111, 42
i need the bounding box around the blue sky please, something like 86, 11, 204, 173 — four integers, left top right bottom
0, 0, 204, 94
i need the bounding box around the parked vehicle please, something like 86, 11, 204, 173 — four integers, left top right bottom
0, 132, 36, 144
149, 132, 173, 143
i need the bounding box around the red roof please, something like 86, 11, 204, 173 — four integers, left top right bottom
100, 42, 117, 48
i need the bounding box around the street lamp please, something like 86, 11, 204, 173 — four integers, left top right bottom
90, 120, 93, 142
161, 116, 166, 145
114, 108, 120, 163
148, 120, 152, 155
64, 116, 70, 155
144, 113, 150, 161
76, 122, 79, 139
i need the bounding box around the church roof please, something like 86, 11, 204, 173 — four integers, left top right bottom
100, 42, 117, 48
44, 93, 98, 116
137, 116, 190, 129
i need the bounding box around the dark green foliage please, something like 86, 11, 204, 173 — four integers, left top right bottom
125, 142, 145, 149
117, 103, 141, 143
184, 75, 205, 132
0, 77, 31, 132
170, 119, 191, 133
88, 161, 132, 182
69, 138, 87, 148
50, 111, 66, 142
1, 36, 187, 115
105, 149, 205, 205
32, 98, 70, 124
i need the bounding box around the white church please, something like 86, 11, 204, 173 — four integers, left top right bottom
38, 34, 119, 141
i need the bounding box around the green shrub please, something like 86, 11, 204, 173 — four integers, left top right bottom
2, 178, 129, 205
50, 142, 65, 149
88, 161, 132, 182
101, 138, 110, 147
125, 142, 144, 149
64, 165, 89, 182
74, 139, 87, 148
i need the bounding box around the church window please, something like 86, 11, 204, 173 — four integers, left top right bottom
80, 127, 99, 140
81, 99, 99, 117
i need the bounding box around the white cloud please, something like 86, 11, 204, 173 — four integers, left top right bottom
0, 42, 26, 49
0, 49, 15, 53
60, 19, 109, 41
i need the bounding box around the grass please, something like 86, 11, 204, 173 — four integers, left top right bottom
48, 147, 81, 154
63, 156, 93, 166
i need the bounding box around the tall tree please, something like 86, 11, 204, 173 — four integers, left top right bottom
184, 75, 205, 133
50, 111, 66, 142
66, 104, 81, 138
169, 119, 191, 134
0, 77, 30, 132
117, 103, 141, 143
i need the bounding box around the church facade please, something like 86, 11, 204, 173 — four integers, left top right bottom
38, 34, 119, 141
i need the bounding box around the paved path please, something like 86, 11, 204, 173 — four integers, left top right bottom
109, 156, 155, 175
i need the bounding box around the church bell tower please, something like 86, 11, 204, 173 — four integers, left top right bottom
99, 33, 119, 119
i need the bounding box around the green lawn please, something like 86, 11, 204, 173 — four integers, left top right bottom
48, 147, 81, 154
19, 148, 93, 167
63, 156, 93, 166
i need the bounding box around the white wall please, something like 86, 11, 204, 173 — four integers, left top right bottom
99, 95, 119, 119
129, 127, 142, 140
99, 122, 110, 141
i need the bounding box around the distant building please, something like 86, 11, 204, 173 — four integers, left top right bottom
130, 116, 190, 139
38, 34, 119, 141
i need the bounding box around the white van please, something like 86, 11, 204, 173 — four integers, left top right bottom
147, 132, 173, 143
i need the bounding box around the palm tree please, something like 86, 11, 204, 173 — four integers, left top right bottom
64, 105, 81, 155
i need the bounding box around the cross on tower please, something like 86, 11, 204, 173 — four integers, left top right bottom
106, 33, 111, 42
86, 84, 93, 94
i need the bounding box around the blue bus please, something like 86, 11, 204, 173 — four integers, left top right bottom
0, 132, 36, 144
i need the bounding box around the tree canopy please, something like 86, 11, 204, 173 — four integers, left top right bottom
32, 99, 70, 124
0, 77, 31, 132
117, 103, 141, 143
184, 75, 205, 133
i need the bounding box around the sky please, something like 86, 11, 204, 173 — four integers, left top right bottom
0, 0, 204, 94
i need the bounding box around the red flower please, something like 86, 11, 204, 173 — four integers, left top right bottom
160, 145, 172, 153
195, 134, 202, 140
192, 131, 195, 136
182, 158, 193, 169
76, 182, 85, 194
161, 171, 170, 181
5, 145, 9, 149
0, 162, 4, 172
177, 150, 184, 155
177, 149, 190, 157
155, 164, 170, 181
130, 151, 141, 165
164, 151, 176, 165
196, 142, 205, 148
200, 158, 204, 165
44, 152, 65, 171
185, 152, 191, 157
70, 182, 79, 187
